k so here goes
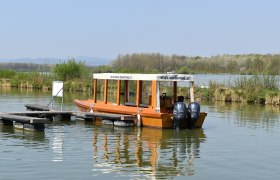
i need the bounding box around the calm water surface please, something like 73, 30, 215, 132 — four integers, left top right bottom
0, 88, 279, 180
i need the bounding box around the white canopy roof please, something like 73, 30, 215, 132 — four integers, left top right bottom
93, 73, 194, 82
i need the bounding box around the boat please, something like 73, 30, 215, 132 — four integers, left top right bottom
74, 73, 207, 129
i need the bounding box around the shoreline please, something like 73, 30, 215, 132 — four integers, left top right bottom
0, 78, 279, 106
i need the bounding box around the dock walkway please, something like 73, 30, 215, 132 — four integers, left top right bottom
0, 104, 135, 131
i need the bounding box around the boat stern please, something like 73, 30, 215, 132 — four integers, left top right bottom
194, 112, 207, 128
74, 99, 94, 112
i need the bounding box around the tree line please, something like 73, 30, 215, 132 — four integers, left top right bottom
0, 62, 51, 72
110, 53, 280, 75
0, 53, 279, 75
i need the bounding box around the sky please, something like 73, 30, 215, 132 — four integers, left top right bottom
0, 0, 280, 60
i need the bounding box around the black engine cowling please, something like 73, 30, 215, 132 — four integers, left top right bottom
188, 102, 200, 121
173, 102, 188, 129
173, 102, 200, 129
187, 102, 200, 128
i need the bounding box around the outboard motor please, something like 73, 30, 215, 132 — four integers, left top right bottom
173, 102, 188, 129
187, 102, 200, 129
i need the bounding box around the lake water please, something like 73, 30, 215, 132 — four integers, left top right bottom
0, 88, 279, 180
193, 74, 280, 88
194, 74, 245, 86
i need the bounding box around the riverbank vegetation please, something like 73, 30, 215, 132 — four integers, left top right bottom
0, 59, 92, 92
111, 53, 280, 75
195, 74, 279, 105
0, 54, 279, 105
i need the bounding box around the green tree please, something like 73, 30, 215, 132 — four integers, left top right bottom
227, 60, 238, 73
52, 59, 88, 81
267, 57, 280, 75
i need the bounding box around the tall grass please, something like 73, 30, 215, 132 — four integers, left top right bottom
232, 75, 279, 103
233, 75, 279, 90
0, 70, 16, 79
0, 60, 93, 92
9, 71, 53, 89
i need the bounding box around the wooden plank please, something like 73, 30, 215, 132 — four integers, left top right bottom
11, 111, 73, 116
91, 112, 134, 121
72, 112, 134, 121
25, 104, 51, 111
0, 113, 50, 124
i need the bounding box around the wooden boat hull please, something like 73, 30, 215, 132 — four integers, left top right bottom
74, 99, 207, 129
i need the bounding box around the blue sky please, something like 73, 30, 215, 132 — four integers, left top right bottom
0, 0, 279, 60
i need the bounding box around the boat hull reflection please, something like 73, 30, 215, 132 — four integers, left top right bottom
92, 125, 206, 178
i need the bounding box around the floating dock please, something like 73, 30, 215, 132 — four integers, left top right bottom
0, 104, 135, 131
0, 113, 50, 131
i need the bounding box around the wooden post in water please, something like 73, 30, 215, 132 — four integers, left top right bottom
124, 80, 129, 103
104, 79, 108, 104
136, 80, 142, 106
190, 81, 195, 102
173, 81, 177, 103
117, 80, 121, 105
151, 80, 157, 109
93, 79, 97, 103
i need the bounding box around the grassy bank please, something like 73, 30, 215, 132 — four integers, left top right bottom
0, 77, 93, 92
195, 75, 280, 105
0, 60, 93, 92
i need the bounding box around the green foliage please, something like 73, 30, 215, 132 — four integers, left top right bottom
31, 72, 53, 89
0, 70, 16, 79
267, 57, 280, 75
233, 74, 279, 91
8, 71, 50, 88
112, 53, 174, 73
110, 53, 280, 75
10, 72, 31, 87
227, 60, 239, 73
232, 74, 279, 104
246, 89, 266, 104
52, 59, 89, 81
195, 87, 212, 101
90, 65, 112, 73
178, 66, 190, 74
0, 62, 51, 72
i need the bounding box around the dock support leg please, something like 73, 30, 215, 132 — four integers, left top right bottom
13, 122, 45, 131
24, 124, 45, 131
2, 119, 13, 126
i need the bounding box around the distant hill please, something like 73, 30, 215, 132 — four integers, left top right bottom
0, 56, 112, 66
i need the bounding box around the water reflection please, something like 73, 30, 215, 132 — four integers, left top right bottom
92, 126, 206, 179
0, 123, 46, 143
51, 125, 64, 162
205, 101, 280, 130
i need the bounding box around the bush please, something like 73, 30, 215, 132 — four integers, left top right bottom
0, 70, 16, 79
52, 59, 89, 81
233, 74, 279, 91
233, 74, 279, 104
